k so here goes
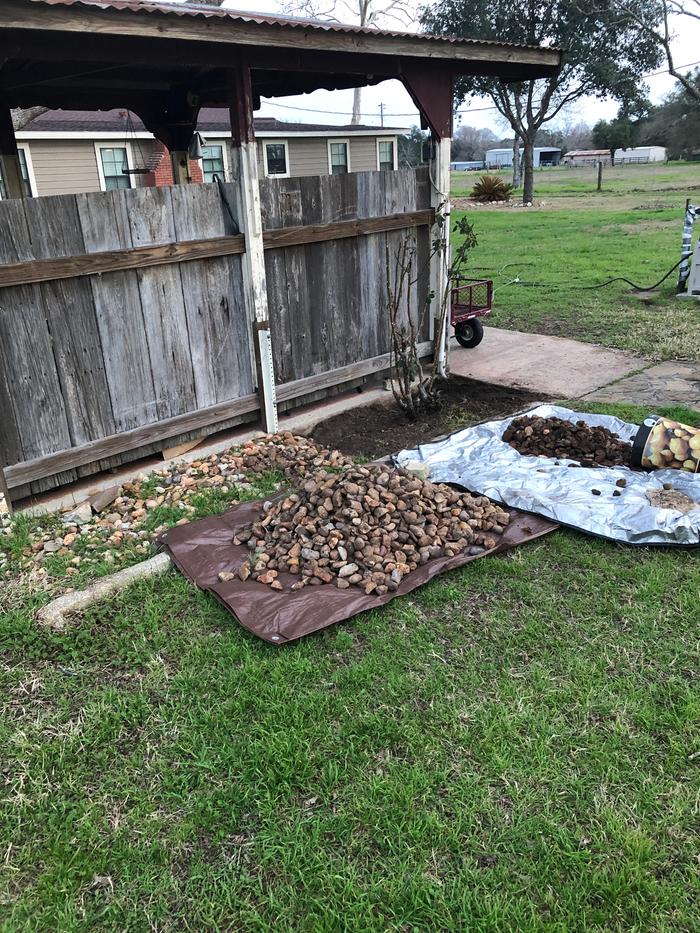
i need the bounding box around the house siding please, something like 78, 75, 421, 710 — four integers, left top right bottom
28, 140, 102, 196
13, 134, 399, 196
26, 139, 159, 196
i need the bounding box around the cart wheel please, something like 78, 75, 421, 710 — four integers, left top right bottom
455, 319, 484, 348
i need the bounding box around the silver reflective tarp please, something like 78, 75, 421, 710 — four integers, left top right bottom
396, 404, 700, 546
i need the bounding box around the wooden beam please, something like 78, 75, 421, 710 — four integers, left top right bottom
3, 393, 261, 489
264, 209, 434, 249
0, 2, 563, 69
276, 341, 433, 404
0, 234, 245, 288
0, 210, 434, 289
3, 342, 433, 491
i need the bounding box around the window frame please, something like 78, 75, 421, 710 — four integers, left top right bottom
94, 142, 136, 192
200, 142, 229, 184
327, 138, 351, 175
376, 137, 398, 172
263, 139, 290, 178
16, 144, 37, 196
0, 145, 37, 198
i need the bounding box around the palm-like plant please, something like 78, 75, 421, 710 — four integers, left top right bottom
470, 175, 514, 202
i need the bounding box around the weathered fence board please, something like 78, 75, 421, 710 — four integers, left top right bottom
0, 168, 432, 500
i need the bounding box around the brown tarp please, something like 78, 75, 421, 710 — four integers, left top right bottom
158, 500, 557, 644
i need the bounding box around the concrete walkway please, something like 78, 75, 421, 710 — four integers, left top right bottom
585, 360, 700, 409
449, 327, 644, 398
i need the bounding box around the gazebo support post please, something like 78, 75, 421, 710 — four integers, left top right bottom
401, 67, 453, 375
0, 109, 25, 199
227, 64, 278, 434
431, 135, 452, 376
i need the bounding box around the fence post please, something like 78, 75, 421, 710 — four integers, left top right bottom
430, 135, 452, 375
227, 66, 278, 434
0, 109, 25, 199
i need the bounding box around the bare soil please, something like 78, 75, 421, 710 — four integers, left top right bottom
309, 376, 545, 459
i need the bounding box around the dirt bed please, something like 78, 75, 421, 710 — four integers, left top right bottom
309, 376, 545, 459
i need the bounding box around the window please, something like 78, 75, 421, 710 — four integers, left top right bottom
95, 144, 134, 191
377, 138, 396, 172
17, 149, 31, 196
264, 141, 289, 177
328, 140, 349, 175
0, 147, 35, 198
201, 144, 227, 183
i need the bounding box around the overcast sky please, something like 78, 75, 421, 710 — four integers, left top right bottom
220, 0, 700, 133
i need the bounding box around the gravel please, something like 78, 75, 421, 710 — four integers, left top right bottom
502, 415, 632, 468
235, 463, 511, 593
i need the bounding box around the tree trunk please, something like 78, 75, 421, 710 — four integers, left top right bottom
610, 147, 615, 167
511, 136, 521, 188
522, 138, 535, 204
351, 87, 362, 126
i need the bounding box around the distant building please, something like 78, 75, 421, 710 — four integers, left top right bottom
563, 146, 667, 166
614, 146, 667, 164
484, 147, 561, 168
562, 149, 612, 166
450, 160, 485, 171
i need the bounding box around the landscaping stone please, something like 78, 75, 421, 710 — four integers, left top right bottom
236, 463, 511, 592
502, 415, 631, 467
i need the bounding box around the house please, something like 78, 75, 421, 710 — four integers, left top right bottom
484, 146, 561, 168
5, 109, 408, 198
562, 149, 612, 166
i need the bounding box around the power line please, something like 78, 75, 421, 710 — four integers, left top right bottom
260, 59, 700, 120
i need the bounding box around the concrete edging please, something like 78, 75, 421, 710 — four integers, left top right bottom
37, 552, 172, 630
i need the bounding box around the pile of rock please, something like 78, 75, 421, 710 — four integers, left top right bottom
238, 433, 352, 484
1, 433, 347, 577
502, 416, 631, 468
233, 463, 510, 594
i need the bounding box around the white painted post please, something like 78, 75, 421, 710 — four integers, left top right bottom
430, 135, 452, 376
228, 66, 278, 434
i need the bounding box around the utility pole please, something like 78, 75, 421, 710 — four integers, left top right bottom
379, 102, 385, 128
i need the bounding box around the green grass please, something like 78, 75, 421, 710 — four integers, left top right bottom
2, 402, 698, 930
450, 161, 700, 360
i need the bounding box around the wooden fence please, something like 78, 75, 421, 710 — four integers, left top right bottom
0, 168, 432, 500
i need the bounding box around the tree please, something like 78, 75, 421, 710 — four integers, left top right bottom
450, 124, 497, 161
399, 126, 429, 166
283, 0, 415, 123
642, 69, 700, 158
421, 0, 663, 203
608, 1, 700, 103
592, 108, 646, 164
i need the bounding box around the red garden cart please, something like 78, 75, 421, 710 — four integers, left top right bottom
450, 277, 493, 348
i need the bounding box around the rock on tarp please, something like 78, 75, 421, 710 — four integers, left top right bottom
395, 405, 700, 547
158, 500, 555, 644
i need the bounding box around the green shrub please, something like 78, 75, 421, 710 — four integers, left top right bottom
470, 174, 513, 202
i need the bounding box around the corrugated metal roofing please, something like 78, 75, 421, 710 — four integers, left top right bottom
29, 0, 559, 53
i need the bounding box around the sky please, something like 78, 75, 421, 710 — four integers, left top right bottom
216, 0, 700, 134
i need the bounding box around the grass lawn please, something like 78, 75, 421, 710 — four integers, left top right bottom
451, 162, 700, 361
2, 401, 699, 931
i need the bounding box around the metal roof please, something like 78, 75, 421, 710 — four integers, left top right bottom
29, 0, 560, 53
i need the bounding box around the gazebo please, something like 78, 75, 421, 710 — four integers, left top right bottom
0, 0, 561, 507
